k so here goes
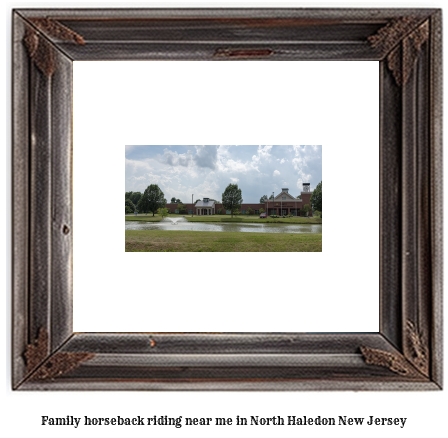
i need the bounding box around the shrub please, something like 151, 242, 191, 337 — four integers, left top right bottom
157, 207, 169, 218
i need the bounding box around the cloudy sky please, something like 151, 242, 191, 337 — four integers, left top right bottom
125, 145, 322, 203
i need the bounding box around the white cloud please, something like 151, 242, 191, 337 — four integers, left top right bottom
252, 145, 273, 165
292, 157, 306, 170
126, 145, 322, 202
194, 145, 219, 169
221, 158, 249, 174
125, 157, 151, 171
160, 148, 193, 167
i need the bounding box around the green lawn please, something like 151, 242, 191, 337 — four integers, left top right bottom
125, 230, 322, 252
125, 215, 163, 222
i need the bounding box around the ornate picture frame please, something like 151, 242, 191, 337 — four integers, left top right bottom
12, 8, 442, 390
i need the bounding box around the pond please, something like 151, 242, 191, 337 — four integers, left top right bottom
125, 218, 322, 234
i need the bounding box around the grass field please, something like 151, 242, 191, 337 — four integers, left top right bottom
125, 215, 163, 222
125, 214, 321, 224
125, 230, 322, 252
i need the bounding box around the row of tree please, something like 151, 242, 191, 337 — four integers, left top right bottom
126, 181, 321, 217
125, 185, 166, 215
125, 184, 241, 217
125, 191, 142, 213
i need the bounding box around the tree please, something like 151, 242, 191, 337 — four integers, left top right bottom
157, 207, 169, 218
260, 195, 268, 203
125, 199, 135, 213
175, 198, 182, 203
303, 204, 310, 217
222, 183, 243, 218
247, 207, 253, 215
130, 192, 142, 206
310, 181, 322, 213
269, 194, 274, 200
259, 208, 265, 214
177, 203, 187, 214
137, 184, 166, 216
195, 199, 201, 203
170, 197, 176, 203
126, 191, 142, 206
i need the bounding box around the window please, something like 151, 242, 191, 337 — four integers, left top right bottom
282, 196, 286, 200
241, 210, 246, 214
188, 209, 193, 214
255, 210, 259, 214
226, 210, 231, 214
175, 209, 179, 214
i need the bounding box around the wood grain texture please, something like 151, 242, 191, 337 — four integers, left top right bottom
429, 9, 443, 388
50, 49, 73, 350
379, 59, 402, 350
12, 13, 30, 388
12, 7, 443, 391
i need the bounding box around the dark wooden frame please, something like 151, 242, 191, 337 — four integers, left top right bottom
12, 8, 442, 390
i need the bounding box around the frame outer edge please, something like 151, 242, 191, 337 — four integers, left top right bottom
12, 7, 443, 391
429, 9, 443, 388
12, 12, 30, 388
14, 7, 439, 20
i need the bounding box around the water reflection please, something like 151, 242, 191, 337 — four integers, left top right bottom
125, 220, 322, 234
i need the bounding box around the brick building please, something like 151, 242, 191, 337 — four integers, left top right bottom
165, 183, 314, 216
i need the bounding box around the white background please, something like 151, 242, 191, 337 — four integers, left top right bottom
73, 60, 379, 332
2, 1, 446, 438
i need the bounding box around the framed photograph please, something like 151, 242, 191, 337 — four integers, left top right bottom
12, 8, 442, 390
123, 144, 323, 253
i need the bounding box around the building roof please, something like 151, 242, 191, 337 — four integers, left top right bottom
195, 200, 215, 207
274, 191, 297, 201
